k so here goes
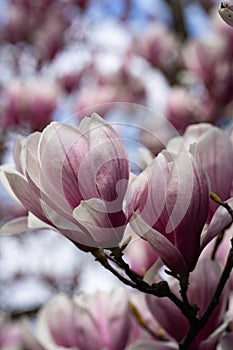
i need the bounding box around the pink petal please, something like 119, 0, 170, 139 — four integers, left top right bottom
3, 170, 48, 223
130, 213, 188, 275
201, 198, 233, 249
73, 198, 125, 248
24, 132, 77, 223
166, 151, 209, 271
197, 127, 233, 219
39, 122, 88, 208
85, 114, 129, 206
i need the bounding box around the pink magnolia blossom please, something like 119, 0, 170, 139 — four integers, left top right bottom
0, 114, 129, 249
126, 148, 210, 275
146, 258, 230, 350
26, 288, 131, 350
167, 123, 233, 221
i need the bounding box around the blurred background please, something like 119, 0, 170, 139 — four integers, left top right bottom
0, 0, 232, 317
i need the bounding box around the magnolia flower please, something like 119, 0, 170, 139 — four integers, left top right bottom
146, 258, 230, 350
25, 288, 131, 350
219, 2, 233, 27
126, 148, 210, 275
0, 114, 129, 249
167, 123, 233, 221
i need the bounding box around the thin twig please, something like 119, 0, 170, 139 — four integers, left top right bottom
164, 0, 188, 40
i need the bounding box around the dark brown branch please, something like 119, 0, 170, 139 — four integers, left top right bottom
164, 0, 188, 40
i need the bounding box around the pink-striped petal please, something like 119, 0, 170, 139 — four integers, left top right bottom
39, 122, 88, 208
130, 213, 188, 275
201, 198, 233, 249
84, 114, 129, 207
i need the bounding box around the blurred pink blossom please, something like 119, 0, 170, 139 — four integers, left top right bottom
183, 35, 233, 119
0, 79, 60, 131
134, 22, 181, 83
25, 288, 131, 350
165, 86, 199, 132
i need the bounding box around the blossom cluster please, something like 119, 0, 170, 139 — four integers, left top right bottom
0, 1, 233, 350
0, 113, 233, 349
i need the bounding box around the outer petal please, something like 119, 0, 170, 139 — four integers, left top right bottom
130, 213, 188, 275
73, 198, 126, 248
197, 127, 233, 219
138, 150, 209, 272
38, 121, 88, 209
166, 151, 209, 271
0, 165, 22, 202
167, 124, 233, 222
81, 114, 130, 209
3, 170, 48, 223
24, 132, 78, 224
201, 198, 233, 249
125, 162, 155, 220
